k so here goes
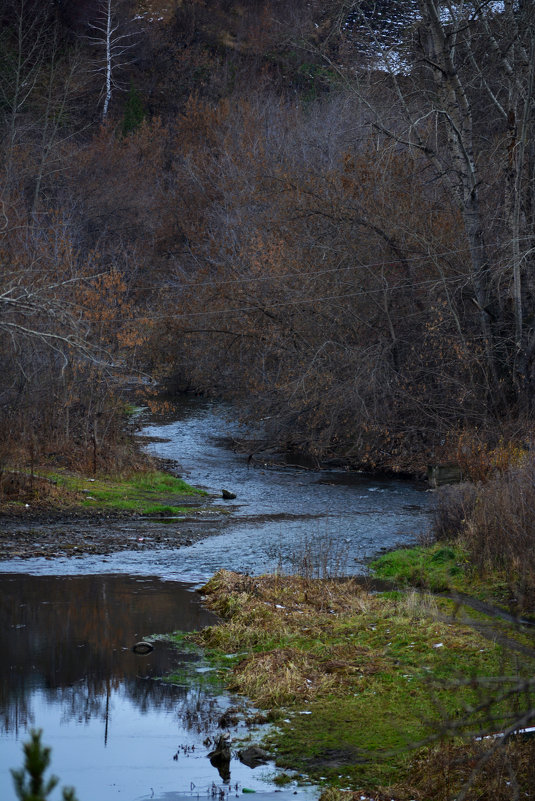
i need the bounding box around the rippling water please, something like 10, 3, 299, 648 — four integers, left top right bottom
139, 398, 431, 581
0, 399, 432, 801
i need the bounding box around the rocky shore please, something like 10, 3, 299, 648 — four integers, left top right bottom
0, 507, 231, 560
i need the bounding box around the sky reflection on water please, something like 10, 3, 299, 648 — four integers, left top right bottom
1, 400, 431, 801
1, 573, 302, 801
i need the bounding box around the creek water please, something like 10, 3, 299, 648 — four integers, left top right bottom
1, 399, 432, 801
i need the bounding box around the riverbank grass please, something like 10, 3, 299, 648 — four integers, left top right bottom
370, 543, 517, 611
190, 570, 535, 798
0, 468, 207, 515
49, 469, 207, 515
371, 543, 469, 593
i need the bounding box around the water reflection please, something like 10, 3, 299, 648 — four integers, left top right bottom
1, 574, 213, 733
0, 399, 428, 801
2, 574, 285, 801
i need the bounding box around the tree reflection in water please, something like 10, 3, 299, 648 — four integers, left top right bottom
175, 686, 222, 734
0, 573, 217, 733
0, 572, 316, 801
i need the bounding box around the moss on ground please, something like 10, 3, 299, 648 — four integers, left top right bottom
45, 469, 206, 515
370, 542, 523, 612
185, 570, 535, 798
370, 543, 467, 592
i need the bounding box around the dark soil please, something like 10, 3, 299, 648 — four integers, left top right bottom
0, 507, 231, 560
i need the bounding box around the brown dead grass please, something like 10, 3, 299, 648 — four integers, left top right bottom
201, 569, 375, 617
197, 570, 478, 708
230, 648, 338, 706
321, 737, 535, 801
394, 738, 535, 801
198, 570, 535, 800
198, 570, 387, 705
0, 470, 82, 507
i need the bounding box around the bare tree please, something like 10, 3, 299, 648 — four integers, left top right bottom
86, 0, 138, 120
0, 0, 52, 188
333, 1, 535, 408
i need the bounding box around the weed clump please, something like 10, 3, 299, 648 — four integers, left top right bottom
196, 570, 534, 796
432, 457, 535, 612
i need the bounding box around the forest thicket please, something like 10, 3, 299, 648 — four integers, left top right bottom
1, 0, 534, 479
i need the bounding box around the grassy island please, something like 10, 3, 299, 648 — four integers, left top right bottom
0, 465, 207, 517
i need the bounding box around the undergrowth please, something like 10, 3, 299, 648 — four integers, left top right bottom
0, 468, 206, 515
373, 456, 535, 616
193, 570, 535, 797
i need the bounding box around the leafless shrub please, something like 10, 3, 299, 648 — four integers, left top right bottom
463, 460, 535, 609
432, 482, 477, 541
432, 458, 535, 612
276, 530, 350, 580
404, 736, 535, 801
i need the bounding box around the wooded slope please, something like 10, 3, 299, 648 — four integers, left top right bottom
1, 0, 534, 476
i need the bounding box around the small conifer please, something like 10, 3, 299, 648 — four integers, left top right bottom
11, 729, 78, 801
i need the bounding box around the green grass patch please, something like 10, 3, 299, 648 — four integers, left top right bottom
192, 570, 535, 794
370, 543, 468, 593
47, 469, 206, 515
371, 542, 521, 610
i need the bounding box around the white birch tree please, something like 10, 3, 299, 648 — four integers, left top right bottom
338, 0, 535, 409
86, 0, 137, 121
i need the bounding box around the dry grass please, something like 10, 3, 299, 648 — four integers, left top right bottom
395, 738, 535, 801
197, 569, 505, 707
201, 569, 375, 620
196, 570, 535, 797
230, 648, 338, 706
432, 457, 535, 612
432, 483, 477, 542
399, 588, 440, 620
0, 470, 83, 507
197, 570, 389, 707
319, 736, 535, 801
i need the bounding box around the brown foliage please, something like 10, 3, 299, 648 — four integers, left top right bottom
0, 180, 148, 482
143, 93, 491, 471
2, 0, 535, 480
433, 456, 535, 612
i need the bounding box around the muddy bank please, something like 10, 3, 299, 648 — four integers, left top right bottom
0, 445, 233, 560
0, 507, 231, 560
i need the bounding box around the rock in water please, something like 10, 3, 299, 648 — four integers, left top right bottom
238, 746, 270, 768
208, 733, 231, 781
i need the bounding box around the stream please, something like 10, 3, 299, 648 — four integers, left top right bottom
1, 399, 432, 801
